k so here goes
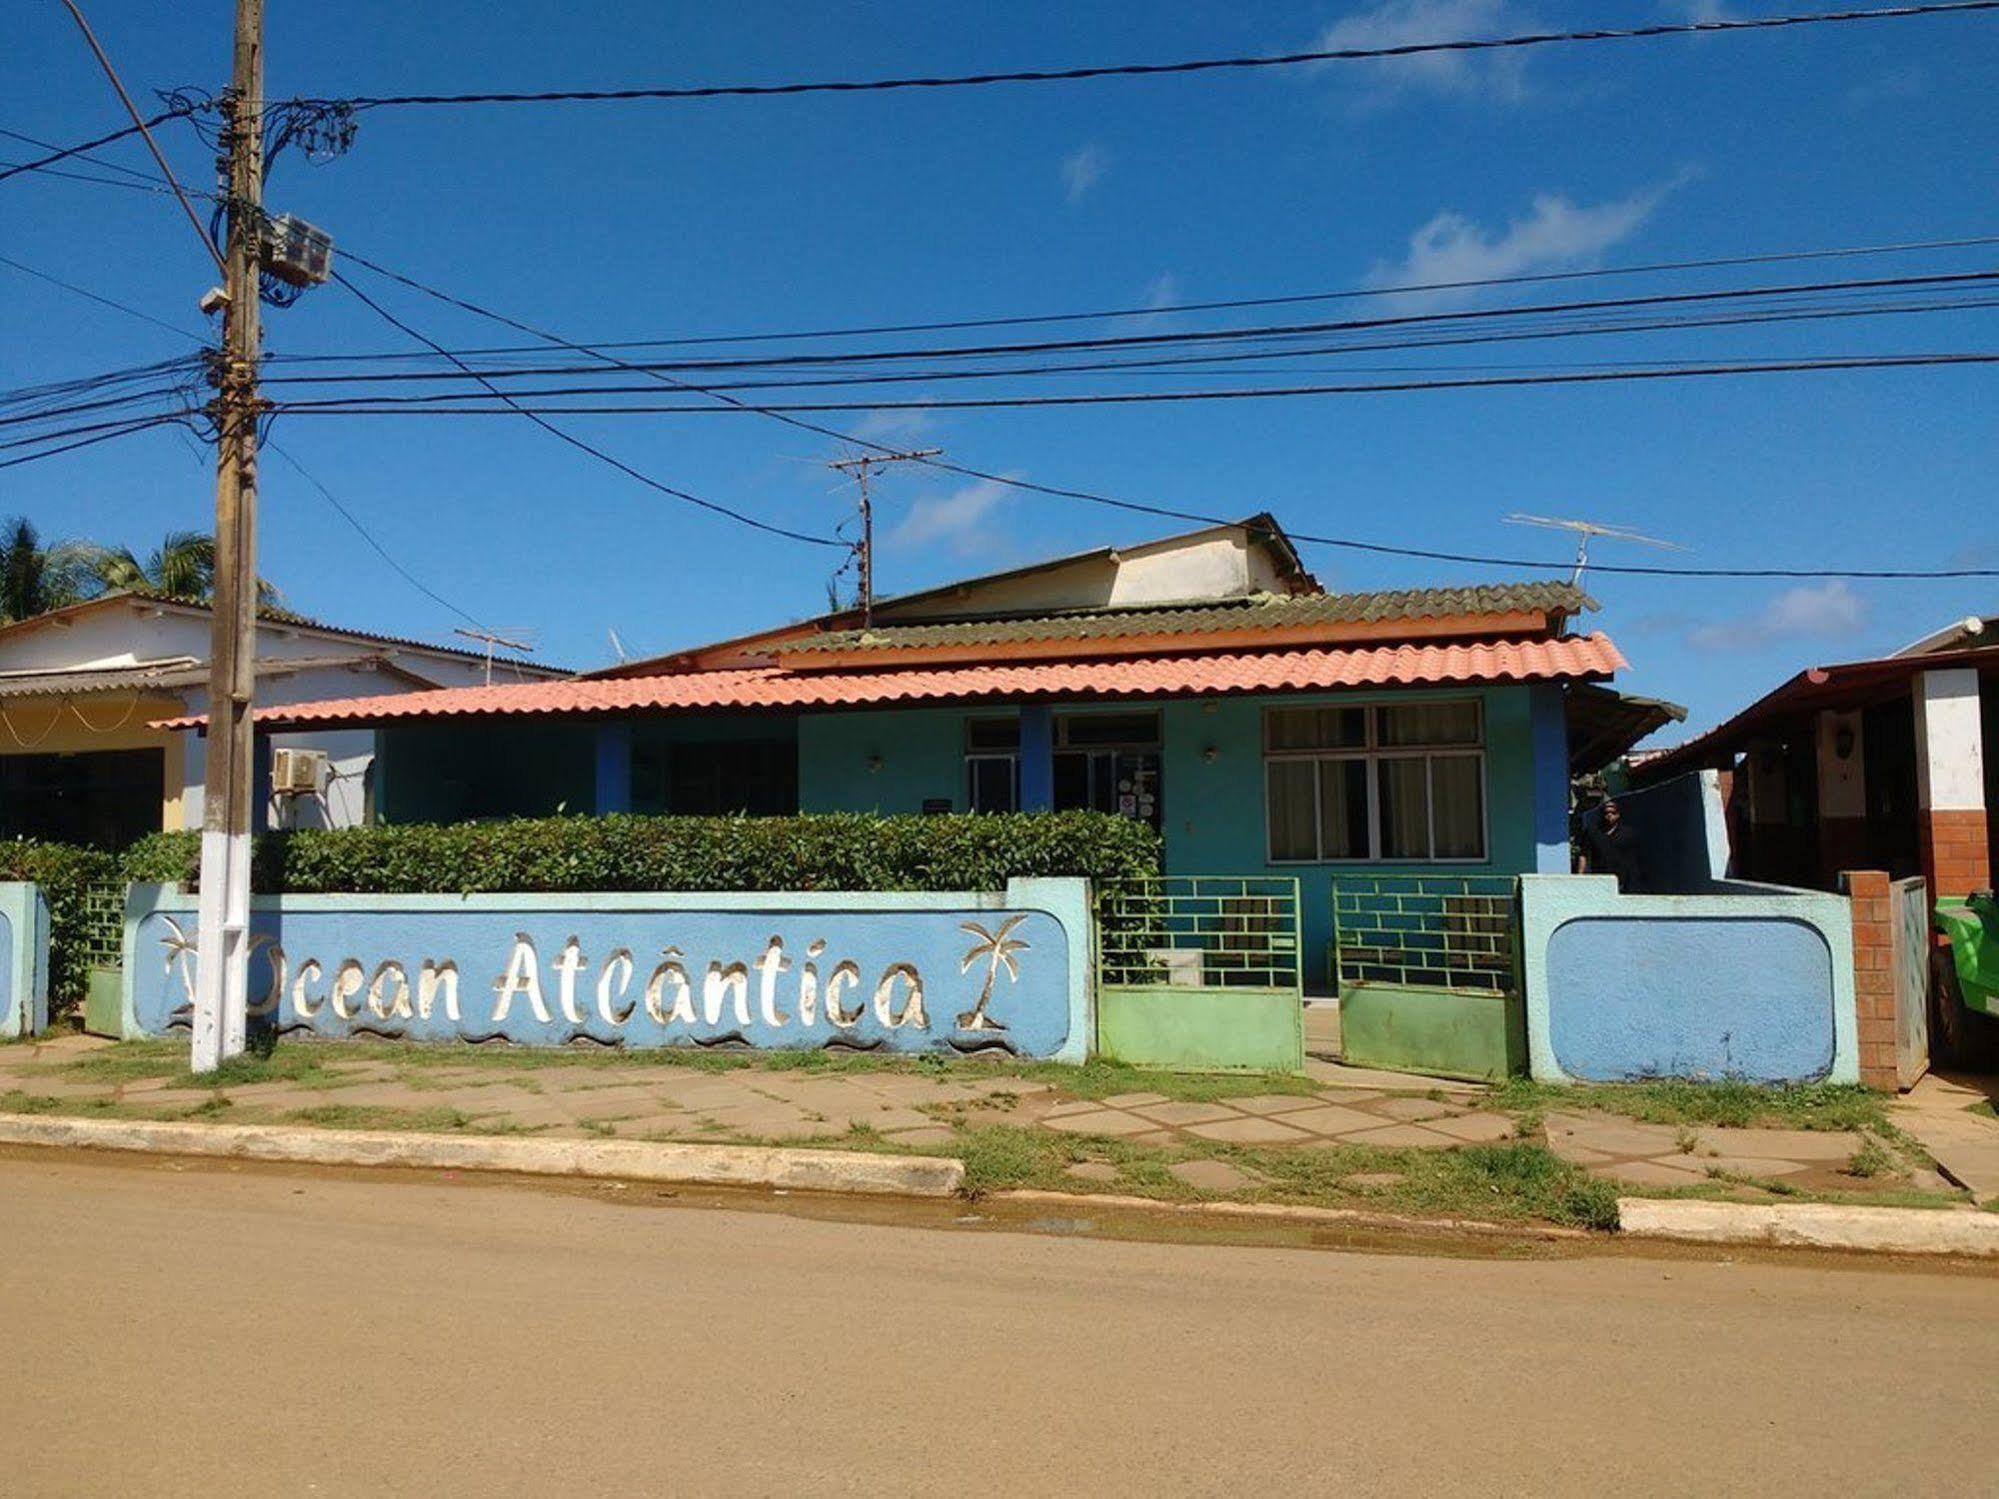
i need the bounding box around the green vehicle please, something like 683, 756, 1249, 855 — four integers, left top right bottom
1935, 891, 1999, 1016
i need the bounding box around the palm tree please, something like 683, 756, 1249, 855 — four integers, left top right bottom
956, 915, 1032, 1032
0, 517, 95, 623
89, 528, 280, 606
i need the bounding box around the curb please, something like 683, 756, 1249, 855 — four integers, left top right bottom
1618, 1197, 1999, 1257
0, 1115, 965, 1198
993, 1188, 1588, 1240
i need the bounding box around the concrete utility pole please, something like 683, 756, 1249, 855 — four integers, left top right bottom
191, 0, 266, 1074
828, 449, 941, 628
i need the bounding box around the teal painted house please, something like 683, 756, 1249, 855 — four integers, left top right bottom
246, 518, 1662, 988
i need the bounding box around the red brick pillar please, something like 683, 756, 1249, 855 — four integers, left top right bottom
1841, 869, 1898, 1092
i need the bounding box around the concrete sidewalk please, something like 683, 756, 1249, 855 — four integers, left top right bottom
0, 1034, 1961, 1205
1895, 1072, 1999, 1204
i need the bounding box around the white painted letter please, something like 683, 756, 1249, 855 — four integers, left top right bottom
249, 943, 285, 1019
598, 949, 636, 1027
329, 959, 366, 1021
553, 936, 589, 1025
703, 962, 751, 1027
367, 960, 414, 1021
491, 934, 551, 1024
756, 937, 792, 1027
291, 959, 324, 1020
644, 949, 695, 1026
873, 963, 928, 1029
797, 939, 826, 1026
823, 960, 864, 1029
417, 961, 461, 1022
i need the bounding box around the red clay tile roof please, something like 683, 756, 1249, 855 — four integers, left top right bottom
168, 634, 1626, 731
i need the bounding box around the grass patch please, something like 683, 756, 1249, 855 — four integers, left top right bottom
278, 1103, 529, 1133
923, 1123, 1618, 1230
1488, 1078, 1890, 1133
1843, 1138, 1895, 1179
50, 1037, 1319, 1106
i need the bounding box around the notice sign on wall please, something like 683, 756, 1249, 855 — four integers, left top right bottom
125, 886, 1082, 1059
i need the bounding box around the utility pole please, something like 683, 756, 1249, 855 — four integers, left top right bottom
828, 449, 941, 627
191, 0, 265, 1074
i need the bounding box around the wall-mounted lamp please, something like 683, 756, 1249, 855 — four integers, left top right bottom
1201, 744, 1219, 764
1833, 723, 1857, 761
866, 754, 884, 775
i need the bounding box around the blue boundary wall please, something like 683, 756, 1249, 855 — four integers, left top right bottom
121, 878, 1093, 1063
1520, 874, 1858, 1085
0, 882, 50, 1039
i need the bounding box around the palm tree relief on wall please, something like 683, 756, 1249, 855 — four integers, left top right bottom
956, 916, 1030, 1034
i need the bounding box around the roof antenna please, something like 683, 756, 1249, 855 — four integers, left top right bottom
454, 626, 537, 686
1504, 514, 1688, 587
607, 627, 630, 664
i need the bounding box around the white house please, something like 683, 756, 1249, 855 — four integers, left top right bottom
0, 591, 565, 846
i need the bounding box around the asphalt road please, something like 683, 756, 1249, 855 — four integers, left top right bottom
3, 1150, 1997, 1497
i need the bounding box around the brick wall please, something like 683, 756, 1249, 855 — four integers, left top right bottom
1841, 869, 1898, 1092
1919, 808, 1991, 899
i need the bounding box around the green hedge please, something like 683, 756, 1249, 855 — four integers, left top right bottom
120, 811, 1160, 896
1, 839, 120, 1016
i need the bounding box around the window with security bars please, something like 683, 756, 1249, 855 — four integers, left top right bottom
1264, 700, 1486, 863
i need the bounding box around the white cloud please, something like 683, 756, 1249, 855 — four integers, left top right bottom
1366, 176, 1689, 310
1687, 582, 1869, 653
1060, 143, 1109, 202
1313, 0, 1531, 105
889, 476, 1012, 555
847, 408, 938, 446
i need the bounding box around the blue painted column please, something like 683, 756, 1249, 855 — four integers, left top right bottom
1529, 684, 1570, 873
594, 720, 633, 816
1019, 703, 1055, 812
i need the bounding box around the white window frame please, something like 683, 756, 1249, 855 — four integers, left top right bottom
1262, 700, 1489, 866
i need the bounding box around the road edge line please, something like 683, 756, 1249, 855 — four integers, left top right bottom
1618, 1196, 1999, 1257
0, 1114, 964, 1198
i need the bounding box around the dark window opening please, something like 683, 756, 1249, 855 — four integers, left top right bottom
0, 748, 164, 850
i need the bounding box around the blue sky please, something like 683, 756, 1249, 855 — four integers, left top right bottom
3, 1, 1995, 734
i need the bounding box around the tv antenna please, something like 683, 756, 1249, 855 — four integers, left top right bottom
828, 448, 942, 627
454, 626, 537, 685
607, 627, 630, 664
1504, 514, 1688, 585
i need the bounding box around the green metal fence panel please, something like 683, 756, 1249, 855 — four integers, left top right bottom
1330, 874, 1520, 995
1096, 876, 1301, 994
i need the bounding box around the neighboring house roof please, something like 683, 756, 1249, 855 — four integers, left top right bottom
1894, 613, 1992, 657
0, 653, 439, 700
782, 582, 1593, 656
166, 633, 1626, 732
587, 512, 1319, 679
1629, 641, 1999, 786
1564, 682, 1688, 776
0, 591, 567, 677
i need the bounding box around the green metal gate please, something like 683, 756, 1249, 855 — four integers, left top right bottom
1094, 876, 1304, 1073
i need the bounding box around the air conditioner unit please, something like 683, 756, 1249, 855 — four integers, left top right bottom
271, 747, 326, 795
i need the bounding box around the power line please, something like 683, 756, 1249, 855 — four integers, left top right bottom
321, 251, 1999, 581
0, 251, 206, 341
0, 124, 159, 181
325, 4, 1999, 111
254, 294, 1999, 403
0, 414, 187, 470
265, 441, 492, 630
264, 351, 1999, 416
329, 269, 845, 549
57, 0, 227, 277
260, 267, 1999, 386
267, 233, 1999, 365
0, 106, 190, 185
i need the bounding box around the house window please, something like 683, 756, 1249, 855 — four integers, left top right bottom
963, 712, 1163, 827
1264, 700, 1485, 863
662, 740, 797, 815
